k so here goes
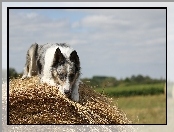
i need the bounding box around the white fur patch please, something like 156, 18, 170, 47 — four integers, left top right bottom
41, 45, 74, 86
58, 46, 74, 58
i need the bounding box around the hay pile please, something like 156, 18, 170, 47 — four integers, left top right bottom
9, 76, 132, 124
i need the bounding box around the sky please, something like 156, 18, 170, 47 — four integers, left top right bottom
2, 3, 170, 80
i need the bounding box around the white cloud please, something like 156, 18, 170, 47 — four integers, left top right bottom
26, 12, 38, 19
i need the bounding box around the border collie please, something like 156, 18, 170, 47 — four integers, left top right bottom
22, 43, 80, 102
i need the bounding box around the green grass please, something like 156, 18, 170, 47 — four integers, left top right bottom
113, 94, 166, 124
94, 83, 164, 97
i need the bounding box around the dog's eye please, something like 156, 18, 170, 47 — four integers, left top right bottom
69, 74, 75, 81
59, 73, 67, 81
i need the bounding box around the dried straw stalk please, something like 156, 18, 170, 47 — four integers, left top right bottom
9, 76, 132, 124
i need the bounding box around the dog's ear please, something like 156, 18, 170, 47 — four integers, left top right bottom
52, 47, 65, 67
70, 50, 80, 71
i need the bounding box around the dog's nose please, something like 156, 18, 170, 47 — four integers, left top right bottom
64, 90, 70, 95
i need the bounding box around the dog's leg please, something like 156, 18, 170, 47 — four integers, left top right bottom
22, 67, 28, 79
22, 52, 30, 79
22, 43, 38, 79
69, 51, 80, 102
71, 80, 80, 102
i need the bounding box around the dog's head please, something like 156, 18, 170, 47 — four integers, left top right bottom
51, 47, 80, 96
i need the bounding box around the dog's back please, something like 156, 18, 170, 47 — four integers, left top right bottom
22, 43, 74, 77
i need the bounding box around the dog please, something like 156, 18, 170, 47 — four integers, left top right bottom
22, 43, 81, 102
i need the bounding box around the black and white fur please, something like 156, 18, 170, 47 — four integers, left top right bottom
22, 43, 80, 102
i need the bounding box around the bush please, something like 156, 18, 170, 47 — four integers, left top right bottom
9, 68, 18, 79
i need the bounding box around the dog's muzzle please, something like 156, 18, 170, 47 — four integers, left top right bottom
64, 90, 71, 96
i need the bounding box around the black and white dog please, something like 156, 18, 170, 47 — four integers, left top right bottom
22, 43, 80, 102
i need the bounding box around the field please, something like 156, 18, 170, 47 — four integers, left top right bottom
114, 94, 166, 124
139, 98, 174, 132
94, 83, 164, 97
94, 83, 166, 124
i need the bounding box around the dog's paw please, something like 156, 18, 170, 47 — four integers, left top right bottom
21, 75, 30, 80
21, 75, 27, 80
71, 92, 79, 102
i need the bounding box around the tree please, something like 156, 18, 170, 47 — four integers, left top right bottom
135, 74, 144, 83
9, 68, 18, 79
124, 77, 131, 83
101, 77, 118, 87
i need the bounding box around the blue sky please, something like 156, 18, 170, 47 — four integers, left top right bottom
7, 8, 166, 79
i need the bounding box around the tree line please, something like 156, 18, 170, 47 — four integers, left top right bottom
82, 75, 165, 88
8, 67, 165, 87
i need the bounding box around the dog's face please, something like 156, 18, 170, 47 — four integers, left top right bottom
51, 47, 80, 96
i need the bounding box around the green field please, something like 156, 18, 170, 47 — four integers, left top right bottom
94, 83, 165, 97
94, 83, 166, 124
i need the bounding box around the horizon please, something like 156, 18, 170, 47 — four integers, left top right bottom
3, 68, 166, 80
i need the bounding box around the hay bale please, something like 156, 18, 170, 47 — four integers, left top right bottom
9, 76, 132, 124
